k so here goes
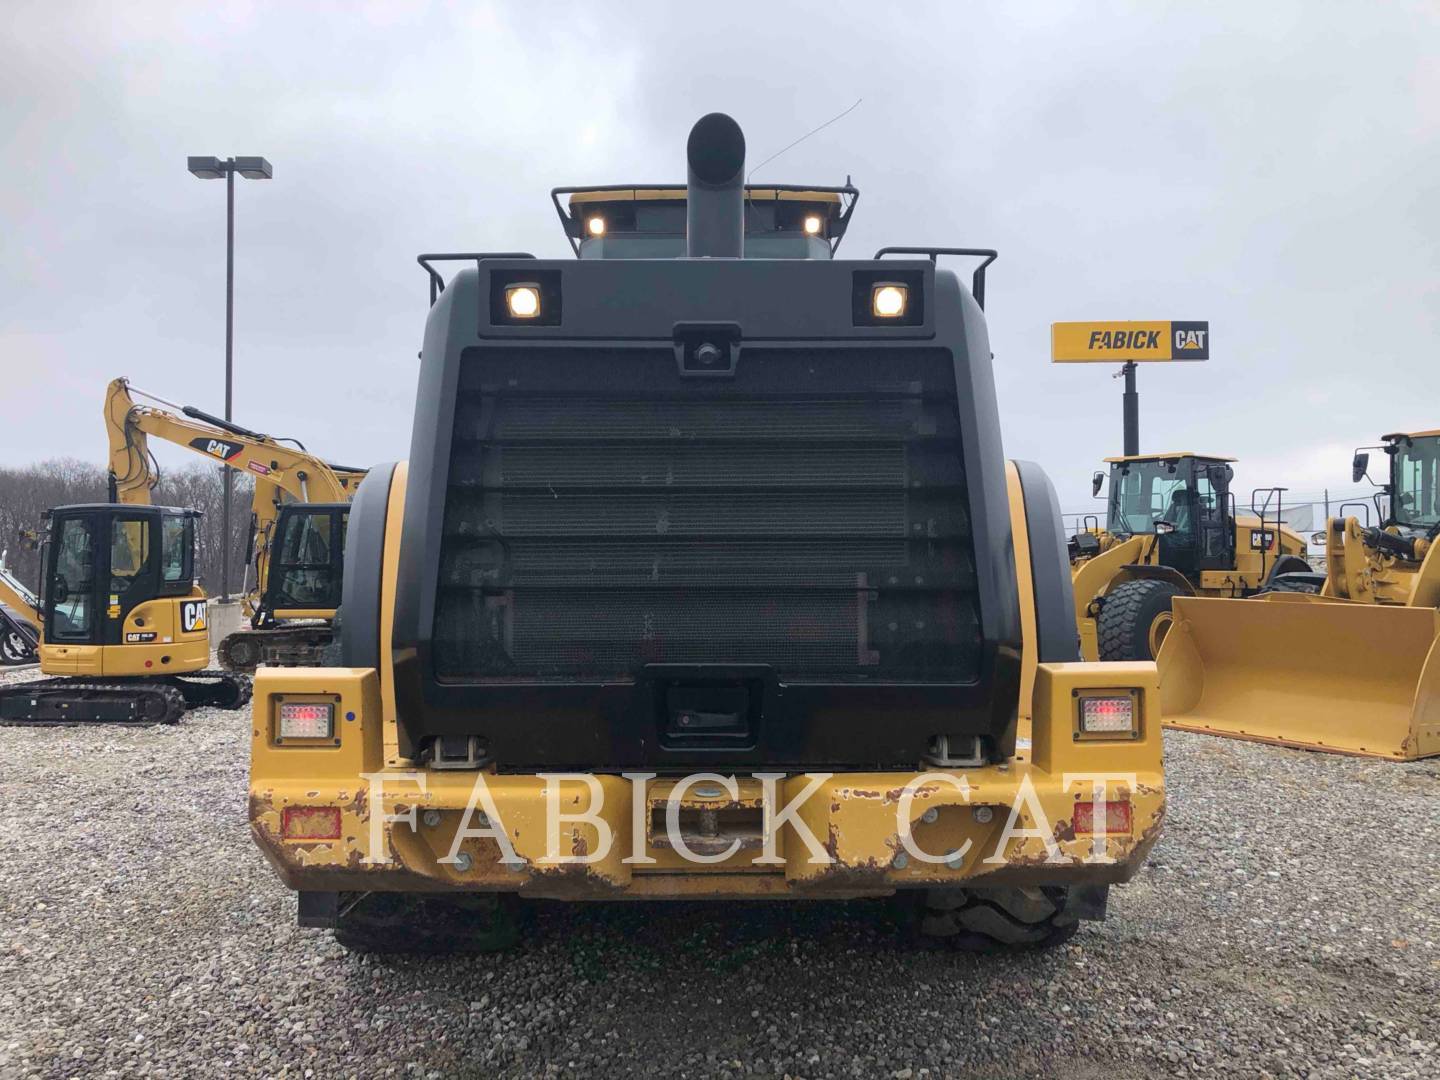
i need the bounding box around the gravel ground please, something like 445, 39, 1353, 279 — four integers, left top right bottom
0, 664, 1437, 1079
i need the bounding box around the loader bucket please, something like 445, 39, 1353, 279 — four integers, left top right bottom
1157, 595, 1440, 760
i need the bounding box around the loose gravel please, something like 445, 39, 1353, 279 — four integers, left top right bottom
0, 663, 1437, 1079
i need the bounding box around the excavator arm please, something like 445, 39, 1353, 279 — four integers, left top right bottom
103, 377, 365, 621
105, 377, 363, 507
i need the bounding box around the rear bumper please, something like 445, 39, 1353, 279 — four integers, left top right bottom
249, 663, 1164, 900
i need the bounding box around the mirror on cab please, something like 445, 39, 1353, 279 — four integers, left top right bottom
1352, 452, 1370, 484
1091, 471, 1105, 497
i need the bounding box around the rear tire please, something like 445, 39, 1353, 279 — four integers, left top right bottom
0, 630, 33, 665
1097, 578, 1187, 661
333, 892, 522, 954
913, 886, 1082, 951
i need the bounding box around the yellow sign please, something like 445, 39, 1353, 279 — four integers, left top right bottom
1051, 321, 1209, 363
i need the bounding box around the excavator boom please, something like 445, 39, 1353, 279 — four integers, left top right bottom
103, 377, 365, 672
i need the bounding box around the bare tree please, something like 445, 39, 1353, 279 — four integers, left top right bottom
0, 459, 253, 599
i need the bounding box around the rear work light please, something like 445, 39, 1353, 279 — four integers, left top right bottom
278, 701, 335, 740
1075, 691, 1141, 739
505, 283, 541, 319
872, 283, 908, 318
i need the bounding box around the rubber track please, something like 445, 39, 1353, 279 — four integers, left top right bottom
168, 670, 253, 711
218, 627, 333, 673
0, 679, 187, 726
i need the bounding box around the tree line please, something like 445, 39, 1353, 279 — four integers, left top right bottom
0, 459, 254, 599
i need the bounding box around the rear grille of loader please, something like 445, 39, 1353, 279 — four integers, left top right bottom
432, 347, 980, 683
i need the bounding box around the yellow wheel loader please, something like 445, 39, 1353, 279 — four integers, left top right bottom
105, 378, 365, 672
1071, 453, 1310, 661
1159, 429, 1440, 760
249, 113, 1164, 954
0, 503, 250, 724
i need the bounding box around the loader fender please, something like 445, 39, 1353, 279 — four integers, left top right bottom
1072, 534, 1151, 661
1111, 563, 1194, 595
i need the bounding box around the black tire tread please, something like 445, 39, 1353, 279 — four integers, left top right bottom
332, 892, 521, 955
1097, 578, 1186, 661
917, 886, 1080, 952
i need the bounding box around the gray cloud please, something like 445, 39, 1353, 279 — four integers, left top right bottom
2, 1, 1436, 516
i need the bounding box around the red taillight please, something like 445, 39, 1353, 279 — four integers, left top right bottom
281, 806, 342, 841
1074, 800, 1132, 835
1079, 695, 1135, 734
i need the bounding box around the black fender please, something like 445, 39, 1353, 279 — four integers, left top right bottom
1012, 460, 1080, 662
339, 462, 398, 669
1112, 563, 1195, 596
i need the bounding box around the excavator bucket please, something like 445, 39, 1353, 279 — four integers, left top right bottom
1157, 595, 1440, 760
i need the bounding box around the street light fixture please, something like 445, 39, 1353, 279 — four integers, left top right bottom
187, 154, 272, 603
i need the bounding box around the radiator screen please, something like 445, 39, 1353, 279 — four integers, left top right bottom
433, 346, 980, 683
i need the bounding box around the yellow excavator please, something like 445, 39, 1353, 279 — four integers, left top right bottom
105, 378, 365, 671
1160, 429, 1440, 761
0, 502, 251, 723
1070, 452, 1310, 661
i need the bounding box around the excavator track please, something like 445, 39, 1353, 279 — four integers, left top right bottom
165, 669, 253, 711
218, 628, 333, 673
0, 679, 187, 726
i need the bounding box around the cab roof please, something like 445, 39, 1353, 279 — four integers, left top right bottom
46, 503, 200, 517
551, 182, 859, 256
1383, 430, 1440, 441
1103, 453, 1236, 464
566, 187, 844, 207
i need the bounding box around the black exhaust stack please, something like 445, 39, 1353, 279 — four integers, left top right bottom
686, 113, 746, 258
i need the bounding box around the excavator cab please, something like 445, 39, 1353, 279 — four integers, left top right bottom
42, 505, 203, 653
0, 503, 250, 725
257, 503, 348, 619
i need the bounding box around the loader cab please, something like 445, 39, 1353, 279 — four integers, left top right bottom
259, 503, 348, 619
1382, 431, 1440, 534
1103, 454, 1236, 575
555, 186, 857, 261
42, 504, 199, 647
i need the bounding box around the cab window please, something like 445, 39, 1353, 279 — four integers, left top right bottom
110, 517, 152, 599
161, 515, 194, 586
50, 516, 96, 640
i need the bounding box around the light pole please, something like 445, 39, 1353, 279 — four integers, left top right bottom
186, 155, 272, 602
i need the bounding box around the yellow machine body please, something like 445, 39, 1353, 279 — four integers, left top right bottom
1157, 430, 1440, 760
1159, 595, 1440, 760
1072, 452, 1308, 662
39, 591, 211, 676
250, 464, 1166, 901
104, 377, 364, 620
1325, 516, 1440, 607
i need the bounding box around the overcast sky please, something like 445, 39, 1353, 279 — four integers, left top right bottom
3, 1, 1436, 516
